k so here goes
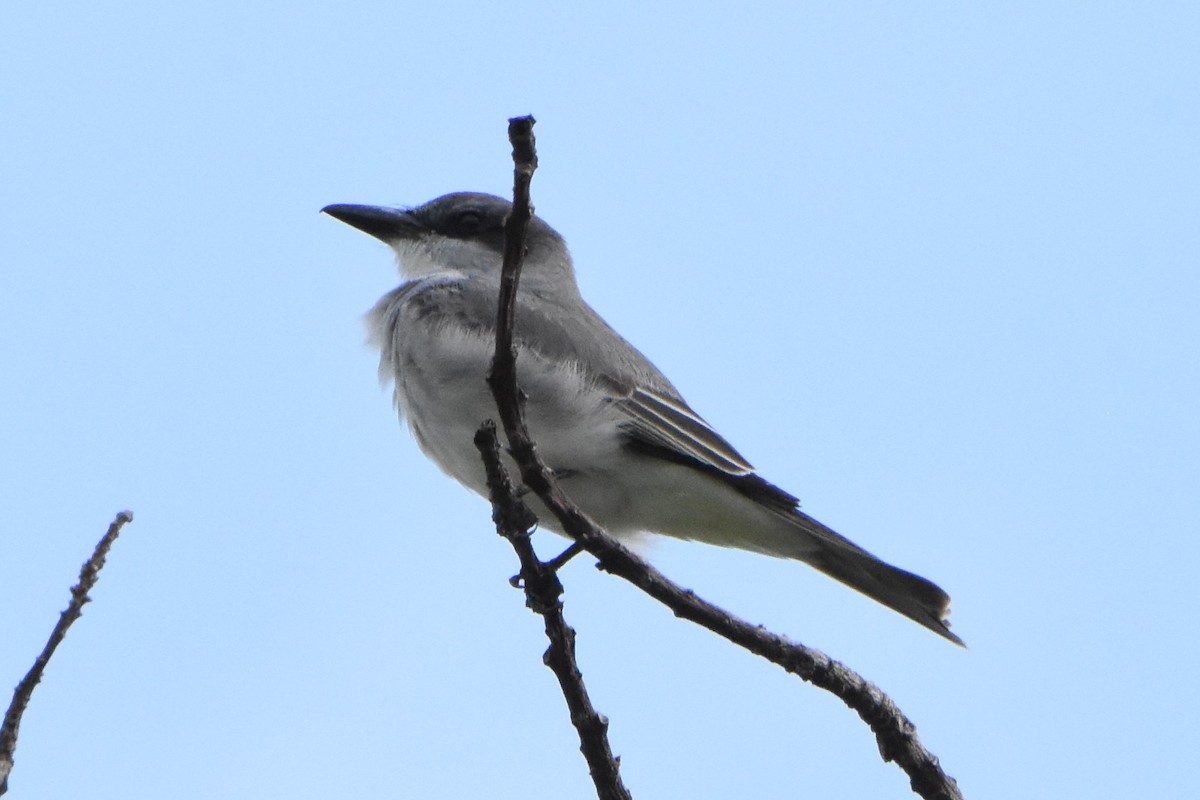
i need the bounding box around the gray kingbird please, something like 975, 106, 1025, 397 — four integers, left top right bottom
323, 192, 961, 644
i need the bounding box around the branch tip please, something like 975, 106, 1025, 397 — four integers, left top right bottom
0, 510, 134, 796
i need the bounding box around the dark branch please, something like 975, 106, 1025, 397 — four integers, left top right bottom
494, 431, 961, 798
477, 115, 632, 800
482, 117, 960, 799
0, 510, 134, 796
474, 423, 631, 800
519, 482, 962, 799
492, 114, 538, 410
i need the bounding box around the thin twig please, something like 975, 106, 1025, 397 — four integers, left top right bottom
492, 114, 538, 403
0, 510, 134, 796
474, 423, 631, 800
482, 119, 961, 799
479, 114, 633, 800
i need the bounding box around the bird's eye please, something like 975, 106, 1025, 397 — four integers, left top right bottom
453, 210, 483, 233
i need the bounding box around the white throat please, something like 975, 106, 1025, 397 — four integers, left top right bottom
390, 237, 498, 281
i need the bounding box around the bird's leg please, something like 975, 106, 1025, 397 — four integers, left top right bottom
510, 468, 583, 572
543, 542, 584, 571
509, 541, 583, 587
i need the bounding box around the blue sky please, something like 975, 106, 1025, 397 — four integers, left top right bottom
2, 2, 1197, 798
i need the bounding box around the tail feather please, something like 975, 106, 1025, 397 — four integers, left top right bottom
789, 511, 963, 646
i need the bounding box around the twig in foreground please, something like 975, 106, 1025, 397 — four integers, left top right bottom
484, 117, 961, 800
481, 114, 631, 799
474, 423, 631, 800
0, 510, 134, 796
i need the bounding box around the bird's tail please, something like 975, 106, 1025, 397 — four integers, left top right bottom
783, 510, 963, 646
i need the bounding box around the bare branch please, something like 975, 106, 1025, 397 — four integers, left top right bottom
491, 114, 538, 407
483, 118, 960, 799
0, 510, 134, 796
474, 423, 631, 800
496, 424, 961, 797
475, 114, 633, 800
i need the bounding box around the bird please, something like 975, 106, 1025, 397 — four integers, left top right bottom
323, 192, 961, 644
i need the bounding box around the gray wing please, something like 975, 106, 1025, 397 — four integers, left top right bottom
617, 386, 753, 475
400, 277, 801, 514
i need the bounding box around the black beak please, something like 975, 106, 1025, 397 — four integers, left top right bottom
321, 204, 423, 242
